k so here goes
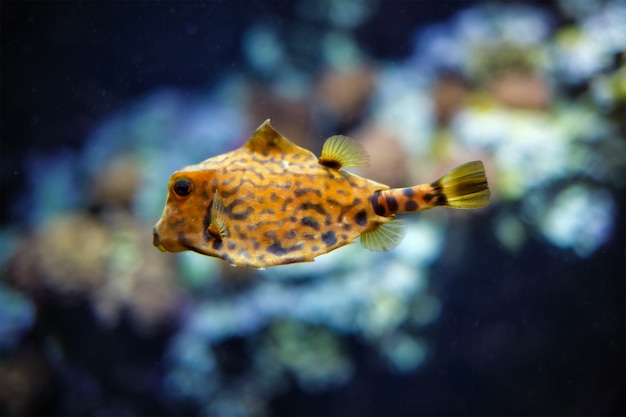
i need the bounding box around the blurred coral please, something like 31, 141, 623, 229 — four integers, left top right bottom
263, 320, 353, 391
486, 72, 551, 110
432, 73, 469, 125
245, 84, 314, 149
90, 155, 143, 210
6, 156, 182, 334
315, 66, 377, 126
8, 214, 109, 298
353, 124, 410, 188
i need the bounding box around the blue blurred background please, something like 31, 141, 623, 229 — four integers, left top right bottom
1, 1, 624, 416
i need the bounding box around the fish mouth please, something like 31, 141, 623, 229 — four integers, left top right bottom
158, 235, 250, 268
152, 228, 166, 252
153, 225, 209, 255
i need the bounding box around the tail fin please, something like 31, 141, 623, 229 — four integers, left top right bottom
370, 161, 490, 216
431, 160, 490, 209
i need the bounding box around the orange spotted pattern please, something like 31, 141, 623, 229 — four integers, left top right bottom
153, 120, 490, 269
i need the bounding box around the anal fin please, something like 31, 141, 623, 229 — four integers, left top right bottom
360, 220, 406, 252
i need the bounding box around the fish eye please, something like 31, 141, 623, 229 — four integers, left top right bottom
172, 178, 193, 197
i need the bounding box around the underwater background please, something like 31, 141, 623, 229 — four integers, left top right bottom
1, 1, 624, 416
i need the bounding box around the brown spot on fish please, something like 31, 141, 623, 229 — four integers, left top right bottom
295, 188, 322, 198
226, 199, 254, 220
221, 183, 242, 198
321, 231, 337, 247
319, 159, 342, 169
405, 200, 418, 211
385, 195, 399, 213
299, 202, 328, 218
267, 242, 304, 256
281, 197, 294, 212
301, 216, 320, 230
355, 210, 367, 226
370, 192, 385, 216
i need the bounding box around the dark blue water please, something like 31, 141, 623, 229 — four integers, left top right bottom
2, 1, 624, 416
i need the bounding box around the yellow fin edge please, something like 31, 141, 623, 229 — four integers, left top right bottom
434, 161, 490, 209
319, 135, 369, 169
360, 220, 406, 252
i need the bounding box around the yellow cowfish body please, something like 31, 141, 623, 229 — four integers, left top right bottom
153, 120, 490, 269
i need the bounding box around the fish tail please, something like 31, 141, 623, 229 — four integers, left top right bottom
430, 160, 490, 209
370, 161, 490, 216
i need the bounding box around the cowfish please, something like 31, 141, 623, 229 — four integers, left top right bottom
153, 120, 490, 269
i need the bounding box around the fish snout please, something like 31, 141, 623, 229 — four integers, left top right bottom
153, 227, 166, 252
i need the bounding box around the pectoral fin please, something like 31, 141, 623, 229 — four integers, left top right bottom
207, 192, 227, 240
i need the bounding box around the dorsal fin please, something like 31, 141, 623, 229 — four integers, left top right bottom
360, 219, 406, 252
318, 135, 369, 170
244, 119, 311, 158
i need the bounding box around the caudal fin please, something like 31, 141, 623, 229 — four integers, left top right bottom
431, 160, 490, 209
